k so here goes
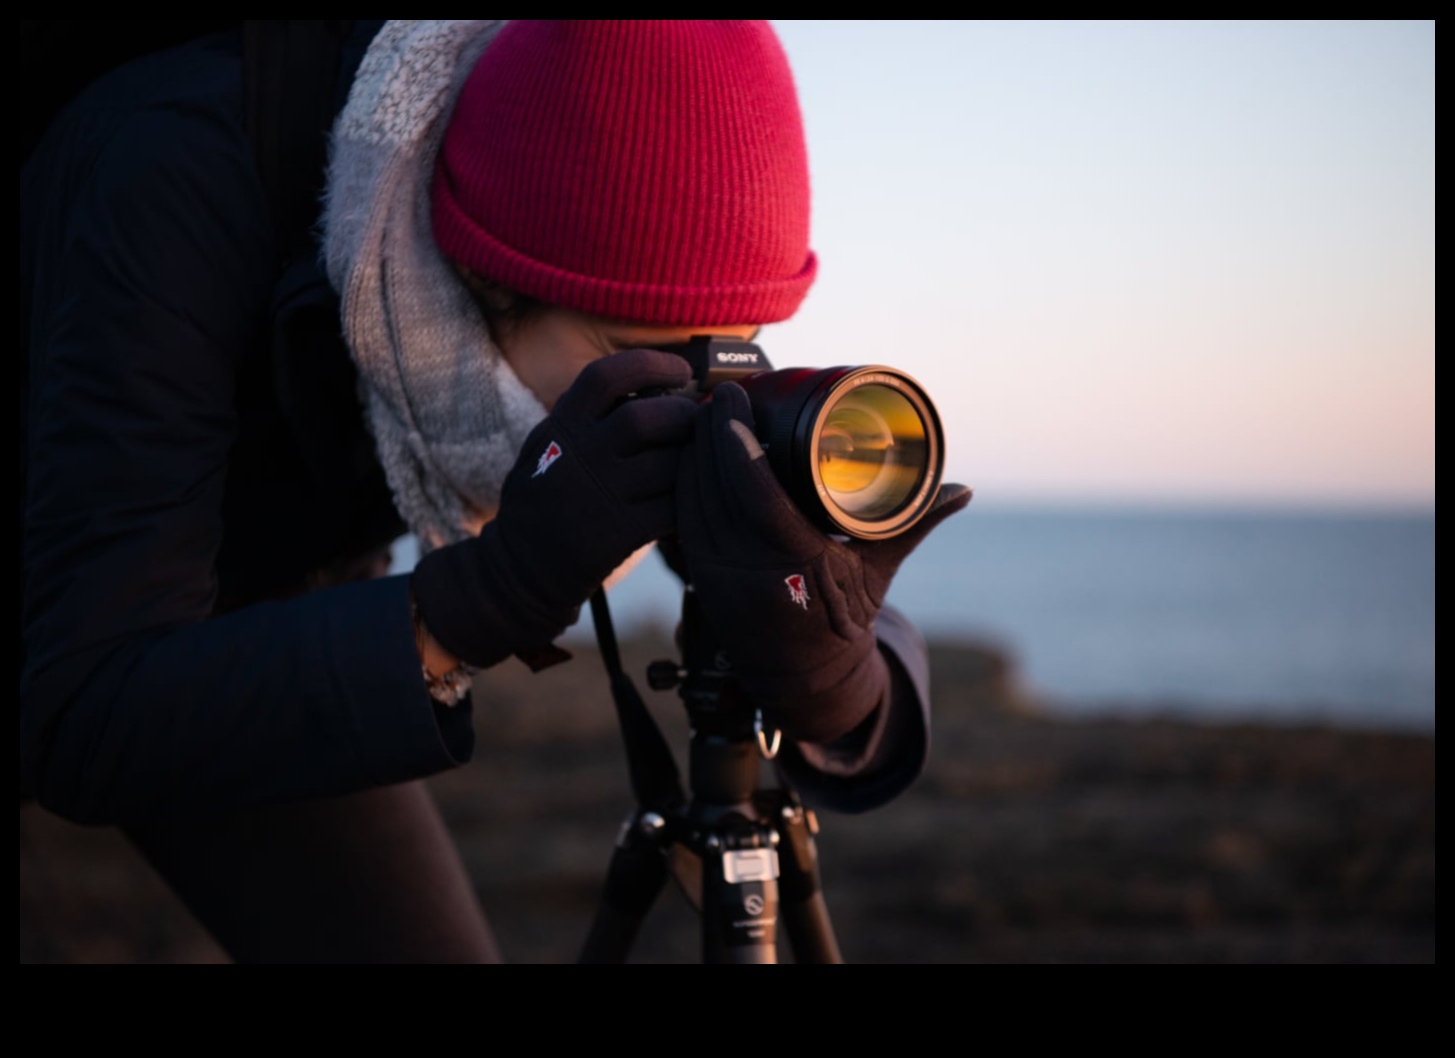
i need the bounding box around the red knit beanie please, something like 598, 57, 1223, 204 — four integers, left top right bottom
432, 20, 817, 327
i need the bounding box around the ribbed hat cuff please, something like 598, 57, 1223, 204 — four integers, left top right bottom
431, 169, 818, 328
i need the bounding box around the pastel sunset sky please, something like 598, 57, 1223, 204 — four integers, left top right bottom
763, 20, 1436, 511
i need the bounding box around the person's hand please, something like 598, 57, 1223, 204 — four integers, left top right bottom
675, 382, 972, 743
412, 349, 698, 669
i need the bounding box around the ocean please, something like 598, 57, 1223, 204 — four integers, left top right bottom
395, 508, 1437, 733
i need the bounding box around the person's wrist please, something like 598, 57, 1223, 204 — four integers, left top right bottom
410, 588, 476, 707
411, 529, 576, 670
413, 599, 462, 679
411, 541, 513, 672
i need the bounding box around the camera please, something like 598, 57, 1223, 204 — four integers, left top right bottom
657, 336, 946, 541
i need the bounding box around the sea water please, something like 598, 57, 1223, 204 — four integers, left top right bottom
394, 507, 1436, 732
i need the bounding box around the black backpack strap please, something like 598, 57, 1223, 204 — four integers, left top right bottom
243, 20, 361, 269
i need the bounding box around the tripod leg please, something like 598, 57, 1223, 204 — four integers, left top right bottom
774, 800, 844, 965
579, 812, 672, 964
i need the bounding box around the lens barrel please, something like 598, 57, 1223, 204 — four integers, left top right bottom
739, 366, 944, 540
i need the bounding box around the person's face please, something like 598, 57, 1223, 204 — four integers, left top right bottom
498, 306, 761, 411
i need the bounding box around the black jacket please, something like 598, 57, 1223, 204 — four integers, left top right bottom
19, 25, 930, 826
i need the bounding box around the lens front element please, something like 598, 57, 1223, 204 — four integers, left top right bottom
806, 369, 943, 539
738, 363, 944, 540
817, 385, 928, 522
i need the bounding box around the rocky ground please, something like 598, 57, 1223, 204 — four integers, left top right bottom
19, 634, 1436, 964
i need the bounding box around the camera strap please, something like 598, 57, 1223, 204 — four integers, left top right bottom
589, 590, 685, 814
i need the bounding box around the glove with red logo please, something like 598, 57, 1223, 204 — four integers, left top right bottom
412, 349, 698, 670
674, 382, 972, 744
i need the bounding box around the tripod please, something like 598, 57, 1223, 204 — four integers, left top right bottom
579, 575, 844, 965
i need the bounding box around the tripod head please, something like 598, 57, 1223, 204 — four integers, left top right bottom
646, 582, 781, 804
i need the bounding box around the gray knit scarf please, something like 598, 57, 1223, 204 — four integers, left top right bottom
321, 20, 546, 555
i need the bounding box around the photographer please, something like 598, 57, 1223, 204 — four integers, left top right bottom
20, 20, 970, 963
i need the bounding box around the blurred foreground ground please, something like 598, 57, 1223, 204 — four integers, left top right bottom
19, 634, 1436, 964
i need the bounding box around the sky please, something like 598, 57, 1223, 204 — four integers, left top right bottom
761, 20, 1435, 511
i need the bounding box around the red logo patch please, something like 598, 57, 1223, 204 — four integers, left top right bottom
533, 441, 563, 479
786, 575, 810, 610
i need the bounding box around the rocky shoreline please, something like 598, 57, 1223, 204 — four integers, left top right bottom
19, 636, 1436, 964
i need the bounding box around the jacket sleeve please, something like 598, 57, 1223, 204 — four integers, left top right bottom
20, 105, 470, 826
775, 605, 931, 814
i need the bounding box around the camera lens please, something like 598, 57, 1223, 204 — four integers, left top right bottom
743, 365, 944, 540
816, 384, 929, 522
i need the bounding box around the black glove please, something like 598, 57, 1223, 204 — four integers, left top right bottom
675, 382, 971, 744
413, 349, 698, 669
